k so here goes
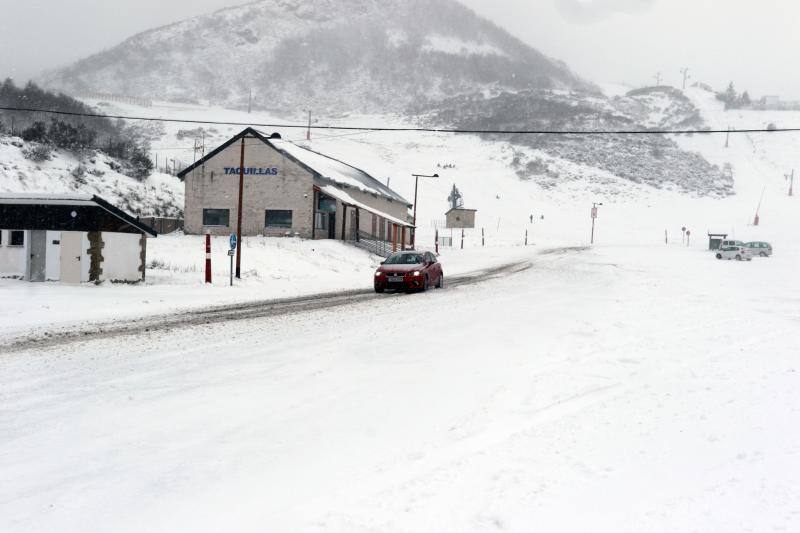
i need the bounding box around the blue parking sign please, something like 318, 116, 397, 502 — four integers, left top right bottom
230, 233, 238, 250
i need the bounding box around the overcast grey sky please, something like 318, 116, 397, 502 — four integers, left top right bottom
1, 0, 798, 99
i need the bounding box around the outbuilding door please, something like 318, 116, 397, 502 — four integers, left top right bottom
27, 231, 47, 282
60, 232, 83, 284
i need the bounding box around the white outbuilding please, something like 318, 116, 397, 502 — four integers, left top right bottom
0, 194, 157, 283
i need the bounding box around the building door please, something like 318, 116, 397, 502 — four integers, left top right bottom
27, 230, 47, 282
328, 213, 336, 239
60, 232, 83, 284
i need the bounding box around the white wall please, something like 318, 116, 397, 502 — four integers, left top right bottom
0, 229, 27, 278
46, 231, 61, 281
81, 233, 91, 283
100, 233, 142, 282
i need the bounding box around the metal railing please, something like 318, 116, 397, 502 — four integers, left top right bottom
352, 230, 404, 257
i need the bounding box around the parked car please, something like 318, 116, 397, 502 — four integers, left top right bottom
715, 246, 753, 261
719, 239, 746, 249
744, 241, 773, 257
374, 251, 444, 293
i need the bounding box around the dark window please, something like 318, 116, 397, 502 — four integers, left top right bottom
203, 209, 230, 227
10, 230, 24, 246
317, 195, 337, 213
266, 210, 293, 229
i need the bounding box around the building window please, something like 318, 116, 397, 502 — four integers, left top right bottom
265, 210, 293, 229
203, 209, 230, 227
317, 194, 337, 213
314, 212, 329, 231
10, 230, 24, 247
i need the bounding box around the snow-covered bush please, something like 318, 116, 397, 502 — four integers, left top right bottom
23, 143, 52, 162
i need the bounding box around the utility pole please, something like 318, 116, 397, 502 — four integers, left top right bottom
411, 173, 439, 249
786, 169, 794, 196
236, 138, 246, 279
725, 126, 731, 148
680, 67, 690, 90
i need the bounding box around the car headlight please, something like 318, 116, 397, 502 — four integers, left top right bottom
375, 271, 383, 277
413, 271, 421, 277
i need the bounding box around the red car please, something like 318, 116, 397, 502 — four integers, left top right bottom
374, 251, 444, 293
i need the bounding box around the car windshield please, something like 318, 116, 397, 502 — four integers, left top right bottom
385, 253, 424, 265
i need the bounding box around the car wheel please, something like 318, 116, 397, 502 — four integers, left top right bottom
436, 273, 444, 289
760, 252, 768, 257
736, 255, 742, 261
716, 254, 722, 260
422, 276, 429, 292
374, 287, 384, 294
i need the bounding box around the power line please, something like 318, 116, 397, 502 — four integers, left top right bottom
1, 105, 799, 136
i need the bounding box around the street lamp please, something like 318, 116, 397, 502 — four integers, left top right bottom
411, 173, 439, 248
590, 202, 604, 245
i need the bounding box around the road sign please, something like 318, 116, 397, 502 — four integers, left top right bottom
591, 207, 598, 219
227, 250, 235, 257
229, 233, 238, 250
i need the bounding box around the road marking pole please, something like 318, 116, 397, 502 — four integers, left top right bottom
205, 231, 212, 284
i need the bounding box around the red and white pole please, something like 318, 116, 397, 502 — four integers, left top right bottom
205, 231, 212, 284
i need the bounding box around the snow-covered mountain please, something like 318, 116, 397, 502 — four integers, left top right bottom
41, 0, 593, 113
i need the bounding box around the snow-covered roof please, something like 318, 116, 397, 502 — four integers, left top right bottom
268, 138, 410, 205
318, 185, 412, 228
0, 194, 158, 236
0, 193, 96, 206
178, 128, 410, 206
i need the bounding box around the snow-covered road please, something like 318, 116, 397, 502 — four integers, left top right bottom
1, 243, 798, 532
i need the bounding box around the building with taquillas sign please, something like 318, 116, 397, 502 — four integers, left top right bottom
178, 128, 414, 253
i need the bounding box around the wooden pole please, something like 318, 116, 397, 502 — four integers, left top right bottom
461, 228, 465, 250
236, 138, 245, 279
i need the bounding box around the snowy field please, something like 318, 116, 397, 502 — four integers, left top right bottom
2, 89, 800, 531
1, 241, 799, 532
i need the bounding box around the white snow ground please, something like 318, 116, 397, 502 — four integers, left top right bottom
2, 88, 800, 531
1, 241, 798, 532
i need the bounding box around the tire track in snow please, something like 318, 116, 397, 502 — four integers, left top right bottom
0, 258, 546, 354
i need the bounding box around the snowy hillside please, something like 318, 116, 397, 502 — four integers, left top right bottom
0, 134, 183, 217
429, 88, 730, 196
41, 0, 592, 113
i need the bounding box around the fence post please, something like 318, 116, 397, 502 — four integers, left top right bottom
205, 231, 212, 284
461, 228, 465, 250
482, 228, 485, 247
525, 229, 528, 246
435, 229, 439, 255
